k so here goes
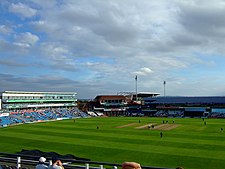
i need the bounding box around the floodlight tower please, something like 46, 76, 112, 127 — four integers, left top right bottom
163, 81, 166, 97
135, 75, 138, 101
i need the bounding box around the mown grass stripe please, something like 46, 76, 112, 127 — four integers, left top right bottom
1, 129, 225, 161
0, 136, 225, 169
2, 127, 225, 152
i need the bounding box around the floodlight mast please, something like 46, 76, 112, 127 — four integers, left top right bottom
163, 81, 166, 97
135, 75, 138, 101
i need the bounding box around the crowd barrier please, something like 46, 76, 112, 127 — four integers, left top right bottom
0, 152, 172, 169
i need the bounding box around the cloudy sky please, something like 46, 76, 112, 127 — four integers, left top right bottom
1, 0, 225, 99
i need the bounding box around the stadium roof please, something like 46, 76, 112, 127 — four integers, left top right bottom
2, 91, 76, 94
137, 92, 160, 97
94, 95, 126, 101
117, 92, 160, 97
144, 96, 225, 104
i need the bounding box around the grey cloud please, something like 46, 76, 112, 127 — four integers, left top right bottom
0, 73, 78, 92
0, 40, 11, 51
14, 32, 39, 46
50, 1, 138, 45
0, 73, 114, 98
35, 1, 143, 43
38, 43, 79, 71
0, 60, 27, 67
48, 61, 79, 72
0, 41, 23, 57
171, 33, 204, 47
178, 2, 225, 37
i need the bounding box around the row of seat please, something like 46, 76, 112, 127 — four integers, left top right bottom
0, 108, 89, 127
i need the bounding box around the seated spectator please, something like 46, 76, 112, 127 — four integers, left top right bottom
36, 157, 48, 169
48, 157, 64, 169
122, 162, 141, 169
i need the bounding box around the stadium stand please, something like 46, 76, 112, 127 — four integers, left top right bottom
0, 91, 91, 127
0, 108, 90, 127
143, 96, 225, 118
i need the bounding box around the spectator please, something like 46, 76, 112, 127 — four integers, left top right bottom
122, 162, 141, 169
36, 157, 48, 169
49, 157, 64, 169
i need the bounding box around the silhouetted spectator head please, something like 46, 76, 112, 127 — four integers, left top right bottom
52, 156, 59, 164
122, 162, 141, 169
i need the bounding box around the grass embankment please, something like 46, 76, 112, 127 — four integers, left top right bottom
1, 117, 225, 169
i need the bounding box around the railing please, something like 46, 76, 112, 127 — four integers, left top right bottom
0, 152, 173, 169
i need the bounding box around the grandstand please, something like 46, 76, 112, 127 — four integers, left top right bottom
143, 96, 225, 117
0, 107, 89, 127
84, 94, 225, 118
85, 92, 159, 117
0, 91, 77, 110
85, 92, 159, 116
0, 91, 89, 127
85, 95, 128, 116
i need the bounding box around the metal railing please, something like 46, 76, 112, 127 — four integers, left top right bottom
0, 152, 172, 169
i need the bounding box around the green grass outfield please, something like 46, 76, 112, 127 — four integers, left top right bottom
1, 117, 225, 169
